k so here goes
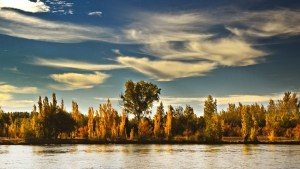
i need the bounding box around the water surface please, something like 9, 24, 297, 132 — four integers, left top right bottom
0, 144, 299, 169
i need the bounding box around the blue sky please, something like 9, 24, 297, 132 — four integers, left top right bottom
0, 0, 300, 115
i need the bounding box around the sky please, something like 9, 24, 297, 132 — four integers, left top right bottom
0, 0, 300, 115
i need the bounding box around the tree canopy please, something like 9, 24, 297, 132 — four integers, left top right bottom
121, 80, 161, 121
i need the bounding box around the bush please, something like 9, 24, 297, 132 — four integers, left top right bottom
293, 124, 300, 140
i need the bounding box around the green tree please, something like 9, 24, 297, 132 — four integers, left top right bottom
173, 106, 185, 136
52, 109, 75, 139
121, 80, 161, 121
204, 95, 221, 142
241, 105, 252, 142
183, 105, 197, 139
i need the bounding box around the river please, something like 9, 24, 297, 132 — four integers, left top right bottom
0, 144, 299, 169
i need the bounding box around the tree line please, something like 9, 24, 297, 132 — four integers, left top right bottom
0, 80, 300, 142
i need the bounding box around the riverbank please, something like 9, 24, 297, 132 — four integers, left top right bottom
1, 137, 300, 145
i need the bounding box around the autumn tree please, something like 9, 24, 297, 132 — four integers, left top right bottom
165, 105, 173, 139
20, 118, 35, 139
121, 80, 161, 121
94, 111, 100, 139
111, 109, 119, 139
154, 102, 164, 139
138, 118, 153, 140
119, 110, 127, 139
221, 103, 242, 137
241, 105, 252, 142
88, 107, 94, 139
71, 101, 80, 138
265, 99, 280, 140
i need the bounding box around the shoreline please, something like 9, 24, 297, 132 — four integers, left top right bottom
1, 138, 300, 145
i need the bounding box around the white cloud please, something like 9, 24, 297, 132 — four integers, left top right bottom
0, 0, 50, 13
95, 97, 121, 101
226, 9, 300, 38
117, 56, 216, 81
0, 84, 38, 94
0, 10, 117, 43
124, 12, 213, 44
0, 93, 12, 101
49, 72, 110, 90
0, 84, 36, 109
123, 11, 268, 70
88, 11, 102, 17
160, 93, 283, 106
112, 49, 122, 55
213, 94, 282, 105
144, 38, 267, 66
46, 0, 74, 15
32, 57, 125, 70
0, 99, 35, 109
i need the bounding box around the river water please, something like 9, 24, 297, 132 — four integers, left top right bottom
0, 144, 299, 169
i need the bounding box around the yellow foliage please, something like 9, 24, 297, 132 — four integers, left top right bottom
138, 118, 153, 139
293, 124, 300, 140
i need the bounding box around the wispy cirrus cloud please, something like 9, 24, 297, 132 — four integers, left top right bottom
0, 84, 38, 94
0, 10, 117, 43
32, 57, 125, 71
0, 0, 50, 13
118, 10, 270, 80
49, 72, 110, 90
0, 83, 36, 110
117, 56, 216, 81
2, 7, 300, 82
3, 67, 22, 74
143, 38, 267, 67
225, 9, 300, 38
88, 11, 102, 17
0, 96, 34, 109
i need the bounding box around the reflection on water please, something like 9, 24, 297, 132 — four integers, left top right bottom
0, 144, 300, 169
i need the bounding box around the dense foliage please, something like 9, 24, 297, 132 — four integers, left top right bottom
1, 81, 300, 142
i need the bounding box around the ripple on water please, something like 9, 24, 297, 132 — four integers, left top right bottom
0, 144, 299, 169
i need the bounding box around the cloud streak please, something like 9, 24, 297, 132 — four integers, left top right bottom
161, 93, 283, 106
88, 11, 102, 17
49, 72, 110, 90
0, 0, 50, 13
32, 57, 125, 71
0, 84, 38, 94
117, 56, 217, 81
225, 9, 300, 38
0, 10, 117, 43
